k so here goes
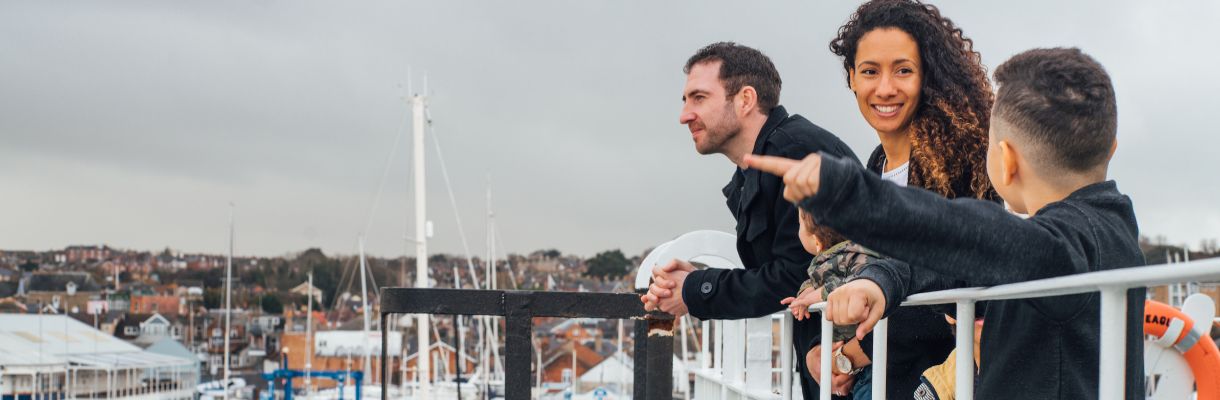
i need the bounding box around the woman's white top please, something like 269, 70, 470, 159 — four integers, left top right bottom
881, 161, 910, 187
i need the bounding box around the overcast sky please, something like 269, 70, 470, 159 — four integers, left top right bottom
2, 0, 1216, 259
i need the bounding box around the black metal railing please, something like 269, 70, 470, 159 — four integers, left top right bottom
380, 288, 674, 399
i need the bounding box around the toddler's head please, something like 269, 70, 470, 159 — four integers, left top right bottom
798, 208, 846, 255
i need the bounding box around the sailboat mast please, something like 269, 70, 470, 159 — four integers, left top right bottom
412, 93, 431, 396
223, 203, 234, 400
359, 237, 374, 384
306, 272, 314, 398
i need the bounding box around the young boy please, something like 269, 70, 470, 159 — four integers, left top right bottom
783, 208, 869, 331
746, 47, 1145, 400
782, 209, 878, 398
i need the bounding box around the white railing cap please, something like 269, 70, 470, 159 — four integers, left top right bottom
635, 230, 743, 290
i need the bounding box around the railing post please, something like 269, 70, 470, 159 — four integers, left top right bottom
745, 317, 772, 391
504, 292, 533, 400
1098, 287, 1127, 400
681, 315, 691, 400
701, 320, 710, 369
955, 301, 975, 400
871, 318, 887, 400
819, 307, 832, 400
780, 314, 793, 400
634, 318, 648, 399
646, 317, 675, 399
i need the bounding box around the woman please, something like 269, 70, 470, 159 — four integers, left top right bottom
806, 0, 997, 398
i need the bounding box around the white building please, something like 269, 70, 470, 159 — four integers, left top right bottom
0, 314, 198, 399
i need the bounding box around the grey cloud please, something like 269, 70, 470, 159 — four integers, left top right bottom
1, 0, 1215, 258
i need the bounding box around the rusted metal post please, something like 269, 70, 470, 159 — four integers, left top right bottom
645, 316, 675, 399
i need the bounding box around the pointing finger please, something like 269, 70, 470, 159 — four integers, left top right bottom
744, 154, 800, 176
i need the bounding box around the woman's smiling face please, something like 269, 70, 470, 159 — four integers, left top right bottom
849, 28, 923, 137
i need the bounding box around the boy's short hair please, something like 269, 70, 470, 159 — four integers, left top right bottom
799, 208, 847, 248
992, 47, 1117, 174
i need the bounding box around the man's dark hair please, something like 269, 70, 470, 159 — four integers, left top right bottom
684, 42, 782, 114
993, 47, 1118, 173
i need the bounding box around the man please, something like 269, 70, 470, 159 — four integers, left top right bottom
640, 42, 859, 397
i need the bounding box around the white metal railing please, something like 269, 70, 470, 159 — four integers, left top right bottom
804, 257, 1220, 400
638, 231, 1220, 400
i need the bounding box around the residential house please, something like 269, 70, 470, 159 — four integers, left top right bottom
20, 271, 103, 314
289, 281, 324, 304
130, 294, 183, 316
65, 245, 110, 264
539, 341, 605, 389
113, 312, 185, 344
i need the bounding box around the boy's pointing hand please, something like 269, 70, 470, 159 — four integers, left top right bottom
744, 153, 823, 204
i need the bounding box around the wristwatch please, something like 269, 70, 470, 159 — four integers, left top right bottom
833, 346, 865, 376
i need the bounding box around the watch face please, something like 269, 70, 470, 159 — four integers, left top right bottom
834, 353, 853, 375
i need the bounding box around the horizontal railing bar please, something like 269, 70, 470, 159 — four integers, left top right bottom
526, 291, 661, 319
380, 288, 665, 320
801, 260, 1220, 311
381, 288, 505, 315
903, 258, 1220, 305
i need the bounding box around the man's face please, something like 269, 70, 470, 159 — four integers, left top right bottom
680, 61, 741, 155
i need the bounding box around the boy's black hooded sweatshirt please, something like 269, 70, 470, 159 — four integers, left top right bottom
799, 153, 1145, 400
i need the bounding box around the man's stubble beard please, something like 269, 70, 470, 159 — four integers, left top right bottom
695, 103, 742, 156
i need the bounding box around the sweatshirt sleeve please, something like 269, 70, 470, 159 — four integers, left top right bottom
852, 260, 964, 317
798, 153, 1092, 287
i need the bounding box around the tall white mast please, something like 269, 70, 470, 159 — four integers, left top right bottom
412, 92, 431, 396
454, 265, 465, 389
358, 237, 374, 384
223, 203, 234, 400
483, 182, 494, 393
306, 272, 314, 399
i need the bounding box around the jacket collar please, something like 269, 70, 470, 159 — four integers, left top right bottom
722, 105, 791, 201
723, 106, 792, 241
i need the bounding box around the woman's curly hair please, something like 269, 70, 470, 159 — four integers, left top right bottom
830, 0, 996, 200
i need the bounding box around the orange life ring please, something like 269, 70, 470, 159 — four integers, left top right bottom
1144, 299, 1220, 400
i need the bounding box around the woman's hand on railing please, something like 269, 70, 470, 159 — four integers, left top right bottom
825, 279, 887, 339
806, 342, 856, 396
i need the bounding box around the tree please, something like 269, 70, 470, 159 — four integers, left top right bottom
585, 249, 632, 280
261, 294, 284, 314
203, 288, 223, 309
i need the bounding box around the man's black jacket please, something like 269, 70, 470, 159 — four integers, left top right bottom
681, 105, 858, 319
679, 106, 857, 400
